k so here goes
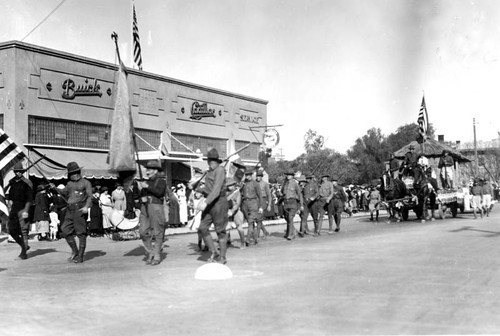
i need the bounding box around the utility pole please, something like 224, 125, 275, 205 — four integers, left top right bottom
473, 118, 478, 174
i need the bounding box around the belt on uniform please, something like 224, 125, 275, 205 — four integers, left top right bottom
243, 197, 257, 201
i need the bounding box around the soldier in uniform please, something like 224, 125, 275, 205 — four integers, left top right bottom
137, 160, 166, 266
59, 162, 92, 263
315, 174, 334, 236
330, 177, 347, 233
241, 168, 262, 245
196, 149, 229, 264
438, 150, 454, 189
5, 162, 33, 260
255, 170, 271, 239
402, 145, 417, 177
299, 174, 319, 236
389, 153, 400, 179
281, 170, 303, 240
226, 177, 246, 249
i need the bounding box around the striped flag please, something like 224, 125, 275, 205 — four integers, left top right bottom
417, 96, 429, 139
132, 4, 143, 70
0, 184, 8, 216
0, 128, 26, 178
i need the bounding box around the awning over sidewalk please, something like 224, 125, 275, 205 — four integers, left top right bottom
26, 146, 117, 180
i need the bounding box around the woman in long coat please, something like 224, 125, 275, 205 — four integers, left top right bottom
88, 188, 103, 236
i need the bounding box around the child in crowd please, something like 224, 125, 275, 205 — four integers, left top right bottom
49, 205, 59, 241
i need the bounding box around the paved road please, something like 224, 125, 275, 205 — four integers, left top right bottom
1, 210, 500, 335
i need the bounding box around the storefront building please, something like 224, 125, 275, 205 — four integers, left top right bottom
0, 41, 268, 184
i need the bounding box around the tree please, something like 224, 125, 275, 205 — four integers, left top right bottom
304, 129, 325, 154
348, 128, 389, 184
385, 123, 436, 154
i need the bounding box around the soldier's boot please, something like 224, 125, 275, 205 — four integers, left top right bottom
261, 224, 270, 237
334, 214, 341, 232
203, 234, 218, 262
217, 235, 227, 264
23, 234, 30, 251
255, 222, 263, 242
66, 236, 79, 262
74, 236, 86, 263
237, 228, 246, 249
328, 217, 334, 234
12, 233, 27, 260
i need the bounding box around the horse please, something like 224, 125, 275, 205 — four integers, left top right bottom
412, 166, 438, 222
380, 172, 407, 222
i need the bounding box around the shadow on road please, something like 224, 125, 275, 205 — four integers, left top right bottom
85, 250, 107, 261
449, 226, 500, 237
0, 236, 8, 244
124, 245, 146, 257
0, 268, 6, 273
28, 248, 57, 258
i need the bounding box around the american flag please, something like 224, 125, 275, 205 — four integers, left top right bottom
0, 184, 8, 216
417, 96, 429, 139
132, 4, 143, 70
0, 128, 25, 178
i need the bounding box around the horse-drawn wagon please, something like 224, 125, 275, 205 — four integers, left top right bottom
383, 138, 470, 222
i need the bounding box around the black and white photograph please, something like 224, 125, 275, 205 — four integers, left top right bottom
1, 0, 500, 335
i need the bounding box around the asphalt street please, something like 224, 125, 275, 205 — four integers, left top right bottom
1, 209, 500, 335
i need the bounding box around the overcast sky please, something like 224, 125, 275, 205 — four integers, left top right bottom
1, 0, 500, 159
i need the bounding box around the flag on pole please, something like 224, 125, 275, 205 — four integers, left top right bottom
417, 95, 429, 139
108, 62, 136, 172
0, 184, 8, 216
132, 4, 143, 70
0, 128, 26, 178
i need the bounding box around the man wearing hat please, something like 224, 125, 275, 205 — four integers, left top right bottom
59, 162, 92, 263
281, 169, 303, 240
300, 174, 319, 236
402, 145, 417, 177
438, 150, 454, 189
241, 167, 263, 245
255, 169, 272, 239
330, 177, 347, 232
137, 160, 167, 266
196, 148, 229, 264
388, 153, 401, 180
5, 162, 33, 259
316, 174, 334, 236
470, 178, 484, 219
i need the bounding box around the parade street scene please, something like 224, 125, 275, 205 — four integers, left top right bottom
1, 1, 500, 335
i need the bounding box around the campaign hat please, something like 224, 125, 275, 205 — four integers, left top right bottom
67, 161, 82, 174
144, 160, 163, 171
297, 175, 307, 182
321, 174, 330, 178
12, 162, 25, 172
256, 170, 264, 177
205, 148, 223, 163
244, 167, 254, 175
284, 170, 295, 176
331, 176, 339, 181
232, 161, 246, 169
306, 174, 314, 179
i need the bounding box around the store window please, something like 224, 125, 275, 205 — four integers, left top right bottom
235, 141, 261, 161
171, 133, 227, 157
28, 116, 160, 151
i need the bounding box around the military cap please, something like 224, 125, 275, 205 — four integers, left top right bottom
143, 160, 163, 171
244, 167, 254, 175
321, 174, 330, 178
205, 148, 223, 163
297, 175, 307, 182
256, 170, 264, 177
226, 177, 237, 186
284, 170, 295, 176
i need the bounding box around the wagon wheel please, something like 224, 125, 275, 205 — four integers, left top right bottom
402, 208, 409, 221
450, 203, 458, 218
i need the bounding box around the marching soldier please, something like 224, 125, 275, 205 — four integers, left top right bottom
59, 162, 92, 263
315, 174, 334, 236
137, 160, 166, 266
330, 177, 347, 233
255, 170, 271, 239
241, 168, 262, 245
196, 149, 229, 264
281, 170, 303, 240
6, 162, 33, 260
299, 174, 319, 236
226, 177, 246, 249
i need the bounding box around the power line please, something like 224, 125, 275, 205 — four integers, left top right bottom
21, 0, 69, 42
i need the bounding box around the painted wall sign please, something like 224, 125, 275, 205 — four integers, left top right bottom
190, 102, 217, 120
62, 78, 102, 100
239, 114, 260, 124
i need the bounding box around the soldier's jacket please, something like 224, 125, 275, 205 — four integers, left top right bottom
319, 181, 334, 201
332, 185, 347, 202
303, 180, 319, 203
282, 179, 303, 204
241, 180, 262, 209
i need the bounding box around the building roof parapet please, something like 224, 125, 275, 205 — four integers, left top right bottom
0, 40, 269, 105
